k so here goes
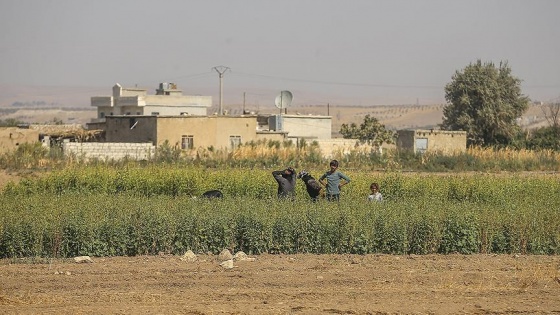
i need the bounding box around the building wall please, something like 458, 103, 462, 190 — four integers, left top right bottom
155, 116, 217, 148
105, 116, 260, 150
144, 95, 212, 107
63, 142, 155, 161
91, 96, 113, 107
119, 105, 143, 115
156, 116, 258, 149
0, 127, 40, 153
143, 105, 208, 116
264, 115, 332, 139
116, 96, 145, 107
114, 84, 147, 97
255, 132, 286, 142
105, 116, 158, 143
93, 83, 212, 121
397, 129, 467, 153
314, 138, 380, 159
282, 115, 332, 139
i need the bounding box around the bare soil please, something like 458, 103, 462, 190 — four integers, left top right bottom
1, 253, 559, 314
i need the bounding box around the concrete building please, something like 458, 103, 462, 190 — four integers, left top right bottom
258, 114, 332, 140
91, 83, 212, 122
105, 115, 285, 151
396, 129, 467, 154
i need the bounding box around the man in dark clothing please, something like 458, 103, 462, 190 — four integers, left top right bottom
272, 167, 296, 200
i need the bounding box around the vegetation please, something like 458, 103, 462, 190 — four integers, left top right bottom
3, 140, 560, 173
442, 60, 530, 147
1, 167, 559, 258
0, 118, 25, 127
525, 102, 560, 150
340, 114, 395, 148
0, 133, 559, 259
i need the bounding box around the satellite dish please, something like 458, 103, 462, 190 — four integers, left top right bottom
274, 90, 293, 109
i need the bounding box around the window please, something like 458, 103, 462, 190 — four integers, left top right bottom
415, 138, 428, 154
230, 135, 242, 149
181, 135, 194, 150
99, 112, 105, 118
151, 112, 160, 116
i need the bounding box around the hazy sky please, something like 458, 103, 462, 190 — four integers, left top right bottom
1, 0, 559, 106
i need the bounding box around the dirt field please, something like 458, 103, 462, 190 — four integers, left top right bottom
1, 253, 559, 314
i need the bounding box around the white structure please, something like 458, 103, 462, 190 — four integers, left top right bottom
263, 114, 332, 140
91, 83, 212, 122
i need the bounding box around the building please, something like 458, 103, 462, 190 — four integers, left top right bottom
258, 114, 332, 140
0, 127, 40, 153
396, 129, 467, 154
90, 83, 212, 122
84, 82, 338, 157
105, 115, 285, 151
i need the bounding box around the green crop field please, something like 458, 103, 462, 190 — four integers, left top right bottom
1, 165, 559, 258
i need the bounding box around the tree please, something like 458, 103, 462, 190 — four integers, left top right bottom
526, 102, 560, 150
526, 126, 560, 150
541, 101, 560, 130
340, 114, 395, 148
441, 60, 530, 146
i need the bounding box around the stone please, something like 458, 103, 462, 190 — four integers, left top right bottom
74, 256, 94, 263
219, 259, 234, 269
233, 251, 248, 261
180, 250, 198, 262
218, 249, 233, 262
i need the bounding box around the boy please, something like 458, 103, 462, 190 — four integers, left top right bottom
319, 160, 351, 202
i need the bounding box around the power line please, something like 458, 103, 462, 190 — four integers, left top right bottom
231, 71, 443, 89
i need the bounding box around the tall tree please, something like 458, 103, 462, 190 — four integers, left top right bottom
340, 114, 395, 148
441, 60, 530, 146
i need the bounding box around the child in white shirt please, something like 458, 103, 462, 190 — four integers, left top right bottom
368, 182, 383, 202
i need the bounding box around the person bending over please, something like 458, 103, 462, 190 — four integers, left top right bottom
272, 167, 296, 200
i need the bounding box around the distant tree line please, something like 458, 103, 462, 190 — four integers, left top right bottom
0, 118, 25, 127
11, 101, 59, 107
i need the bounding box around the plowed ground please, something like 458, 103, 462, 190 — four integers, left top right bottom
1, 253, 560, 314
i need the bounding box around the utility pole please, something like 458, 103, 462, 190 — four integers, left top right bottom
212, 66, 230, 115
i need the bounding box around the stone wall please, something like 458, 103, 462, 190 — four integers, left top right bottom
314, 139, 385, 158
63, 142, 155, 161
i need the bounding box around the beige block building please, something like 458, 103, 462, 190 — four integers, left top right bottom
0, 127, 40, 153
105, 115, 284, 150
91, 83, 212, 121
396, 129, 467, 154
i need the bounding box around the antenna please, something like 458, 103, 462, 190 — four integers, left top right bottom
274, 90, 293, 115
212, 66, 230, 115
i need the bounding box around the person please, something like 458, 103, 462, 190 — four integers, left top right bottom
368, 182, 383, 202
319, 160, 351, 202
272, 167, 296, 200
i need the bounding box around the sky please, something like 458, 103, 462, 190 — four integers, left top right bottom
1, 0, 559, 107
